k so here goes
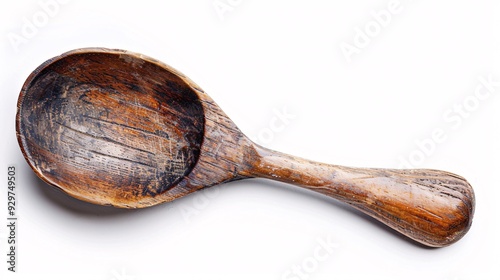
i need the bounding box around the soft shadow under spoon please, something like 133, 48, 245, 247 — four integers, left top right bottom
16, 48, 475, 247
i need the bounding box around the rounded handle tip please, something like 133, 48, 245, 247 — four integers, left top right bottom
419, 173, 475, 247
354, 169, 475, 248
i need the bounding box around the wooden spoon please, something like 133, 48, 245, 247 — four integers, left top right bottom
16, 48, 474, 247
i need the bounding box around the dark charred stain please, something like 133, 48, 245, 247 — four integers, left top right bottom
17, 51, 205, 203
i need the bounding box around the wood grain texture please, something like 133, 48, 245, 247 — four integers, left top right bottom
17, 48, 474, 246
242, 145, 475, 247
17, 48, 254, 207
18, 49, 207, 206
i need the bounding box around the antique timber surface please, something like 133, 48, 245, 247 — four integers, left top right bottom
17, 48, 474, 247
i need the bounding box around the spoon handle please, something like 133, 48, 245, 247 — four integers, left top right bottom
245, 145, 475, 247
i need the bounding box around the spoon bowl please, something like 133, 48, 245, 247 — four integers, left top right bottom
17, 48, 475, 247
17, 49, 209, 207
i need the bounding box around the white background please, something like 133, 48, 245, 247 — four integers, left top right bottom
1, 1, 499, 279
